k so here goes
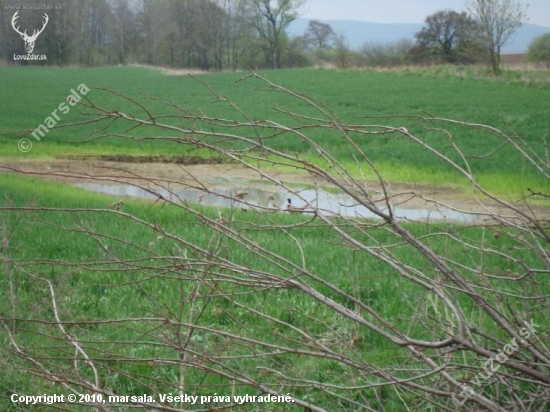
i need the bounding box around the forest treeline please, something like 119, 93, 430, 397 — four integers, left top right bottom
1, 0, 312, 69
1, 0, 541, 72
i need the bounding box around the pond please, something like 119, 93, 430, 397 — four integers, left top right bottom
75, 182, 482, 223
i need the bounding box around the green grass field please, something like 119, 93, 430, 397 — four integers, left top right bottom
1, 66, 549, 195
1, 173, 547, 410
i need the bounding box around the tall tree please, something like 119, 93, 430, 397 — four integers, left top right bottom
303, 20, 336, 50
40, 0, 71, 65
217, 0, 257, 70
414, 10, 483, 64
187, 0, 226, 70
249, 0, 305, 69
109, 0, 135, 64
527, 32, 550, 68
138, 0, 165, 65
69, 0, 95, 65
334, 32, 350, 69
465, 0, 528, 75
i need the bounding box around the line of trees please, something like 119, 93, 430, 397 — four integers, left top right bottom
0, 0, 306, 69
0, 0, 534, 74
359, 0, 529, 75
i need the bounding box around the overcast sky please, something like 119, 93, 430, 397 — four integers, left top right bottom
300, 0, 549, 27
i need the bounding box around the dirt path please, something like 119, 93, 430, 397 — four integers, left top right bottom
0, 155, 545, 219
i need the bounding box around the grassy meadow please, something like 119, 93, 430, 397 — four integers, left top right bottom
1, 173, 547, 410
1, 66, 549, 410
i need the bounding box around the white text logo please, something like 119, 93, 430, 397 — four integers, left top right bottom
11, 11, 49, 54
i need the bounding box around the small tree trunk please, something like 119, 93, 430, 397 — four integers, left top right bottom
489, 50, 500, 76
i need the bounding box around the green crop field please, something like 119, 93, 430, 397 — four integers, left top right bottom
1, 66, 549, 195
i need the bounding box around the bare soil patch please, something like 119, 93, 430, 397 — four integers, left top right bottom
62, 154, 223, 165
128, 64, 211, 76
501, 53, 526, 66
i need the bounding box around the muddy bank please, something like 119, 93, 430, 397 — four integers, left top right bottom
1, 156, 546, 222
61, 154, 223, 165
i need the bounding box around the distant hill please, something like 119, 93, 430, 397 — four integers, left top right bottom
288, 19, 550, 53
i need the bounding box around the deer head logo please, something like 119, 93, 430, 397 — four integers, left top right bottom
11, 11, 49, 54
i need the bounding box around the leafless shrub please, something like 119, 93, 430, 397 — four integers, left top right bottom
1, 72, 549, 411
359, 38, 414, 67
